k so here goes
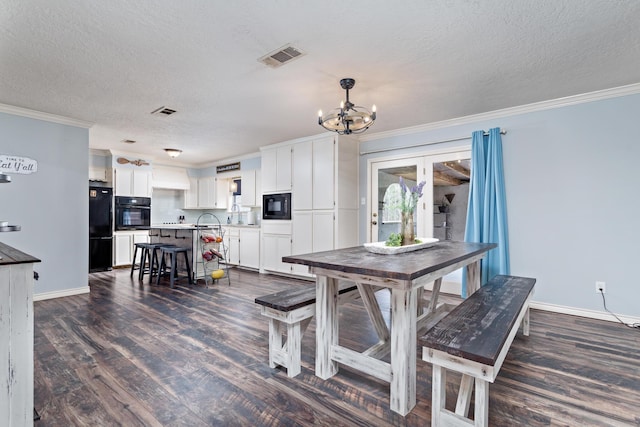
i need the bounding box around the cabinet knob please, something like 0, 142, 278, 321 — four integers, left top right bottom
372, 220, 378, 225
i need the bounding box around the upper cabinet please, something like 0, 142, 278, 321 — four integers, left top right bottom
241, 169, 261, 207
184, 176, 228, 209
261, 145, 292, 193
113, 169, 152, 197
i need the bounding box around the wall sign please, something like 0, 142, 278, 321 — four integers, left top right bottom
0, 155, 38, 174
216, 162, 241, 173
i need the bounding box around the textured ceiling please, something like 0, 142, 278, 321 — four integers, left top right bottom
2, 0, 640, 166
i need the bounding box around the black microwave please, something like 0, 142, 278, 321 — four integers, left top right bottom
262, 193, 291, 220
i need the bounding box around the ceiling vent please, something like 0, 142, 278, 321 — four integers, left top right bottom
151, 106, 177, 116
258, 44, 305, 68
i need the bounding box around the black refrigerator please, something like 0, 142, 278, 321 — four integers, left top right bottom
89, 186, 113, 272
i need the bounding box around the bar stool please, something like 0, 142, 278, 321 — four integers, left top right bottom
136, 243, 175, 282
156, 246, 192, 288
130, 242, 147, 278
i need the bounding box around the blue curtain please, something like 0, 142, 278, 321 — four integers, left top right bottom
462, 127, 510, 297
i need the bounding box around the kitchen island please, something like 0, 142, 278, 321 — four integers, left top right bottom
150, 223, 261, 281
0, 241, 40, 426
149, 224, 220, 282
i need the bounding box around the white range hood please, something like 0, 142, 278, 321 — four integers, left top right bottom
152, 166, 190, 190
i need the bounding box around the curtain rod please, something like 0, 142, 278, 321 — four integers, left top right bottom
359, 128, 507, 156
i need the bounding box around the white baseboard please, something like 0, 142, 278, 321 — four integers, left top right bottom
424, 280, 639, 325
34, 286, 90, 302
530, 301, 640, 325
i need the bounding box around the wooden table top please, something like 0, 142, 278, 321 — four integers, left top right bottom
0, 241, 41, 266
283, 241, 496, 281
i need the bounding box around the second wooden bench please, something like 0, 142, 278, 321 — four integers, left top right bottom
419, 274, 536, 427
255, 282, 359, 377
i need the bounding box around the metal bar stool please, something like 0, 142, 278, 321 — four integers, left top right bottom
156, 246, 192, 288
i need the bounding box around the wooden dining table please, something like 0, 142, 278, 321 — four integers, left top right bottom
283, 240, 497, 416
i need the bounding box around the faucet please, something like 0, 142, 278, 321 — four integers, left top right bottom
231, 203, 242, 224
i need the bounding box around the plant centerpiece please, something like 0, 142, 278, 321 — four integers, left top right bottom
386, 177, 426, 246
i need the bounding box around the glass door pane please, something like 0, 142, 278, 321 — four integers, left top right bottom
370, 158, 424, 242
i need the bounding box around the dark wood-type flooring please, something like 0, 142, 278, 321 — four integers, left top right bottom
33, 268, 640, 426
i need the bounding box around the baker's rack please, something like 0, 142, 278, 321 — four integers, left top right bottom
196, 213, 231, 286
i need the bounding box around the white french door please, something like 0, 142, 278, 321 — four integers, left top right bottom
368, 148, 471, 244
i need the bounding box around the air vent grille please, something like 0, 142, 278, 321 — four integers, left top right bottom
151, 106, 177, 116
258, 44, 305, 68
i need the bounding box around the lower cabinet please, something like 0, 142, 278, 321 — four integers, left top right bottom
262, 220, 292, 274
113, 231, 149, 266
239, 228, 260, 269
222, 226, 260, 269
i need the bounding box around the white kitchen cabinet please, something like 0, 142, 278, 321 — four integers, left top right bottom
184, 176, 228, 209
198, 176, 216, 208
312, 137, 335, 210
239, 228, 260, 269
113, 231, 149, 266
114, 169, 152, 197
215, 177, 228, 209
262, 233, 292, 274
241, 169, 261, 207
261, 145, 292, 192
312, 211, 334, 252
291, 211, 312, 276
292, 140, 313, 210
223, 226, 240, 265
184, 176, 199, 209
261, 221, 292, 274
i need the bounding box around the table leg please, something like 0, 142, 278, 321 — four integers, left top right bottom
466, 260, 481, 296
389, 287, 417, 416
426, 277, 443, 315
316, 275, 339, 379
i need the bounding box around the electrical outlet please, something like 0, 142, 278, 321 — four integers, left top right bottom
595, 281, 606, 294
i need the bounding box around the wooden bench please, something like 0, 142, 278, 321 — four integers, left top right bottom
255, 282, 359, 378
419, 275, 536, 427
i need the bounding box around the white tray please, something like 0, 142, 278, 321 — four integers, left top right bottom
363, 237, 439, 255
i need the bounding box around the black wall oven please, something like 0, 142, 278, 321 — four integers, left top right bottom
115, 196, 151, 230
262, 192, 291, 220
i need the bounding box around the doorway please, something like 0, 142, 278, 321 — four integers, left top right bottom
368, 148, 471, 294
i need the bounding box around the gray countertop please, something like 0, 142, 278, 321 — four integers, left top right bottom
150, 224, 260, 230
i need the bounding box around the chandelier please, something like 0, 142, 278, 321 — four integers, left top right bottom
318, 78, 376, 135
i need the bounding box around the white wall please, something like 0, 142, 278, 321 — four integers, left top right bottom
359, 92, 640, 318
0, 111, 89, 296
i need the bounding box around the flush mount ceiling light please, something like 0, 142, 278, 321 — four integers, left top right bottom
318, 78, 376, 135
164, 148, 182, 158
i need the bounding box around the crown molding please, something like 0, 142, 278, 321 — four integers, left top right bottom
0, 102, 94, 128
359, 82, 640, 142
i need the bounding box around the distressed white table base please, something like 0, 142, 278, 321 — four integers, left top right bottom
315, 259, 484, 416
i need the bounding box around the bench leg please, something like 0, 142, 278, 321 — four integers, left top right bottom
286, 322, 302, 377
456, 374, 474, 417
432, 365, 446, 426
268, 318, 283, 369
474, 378, 489, 427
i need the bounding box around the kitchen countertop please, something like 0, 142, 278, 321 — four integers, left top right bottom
150, 224, 260, 229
